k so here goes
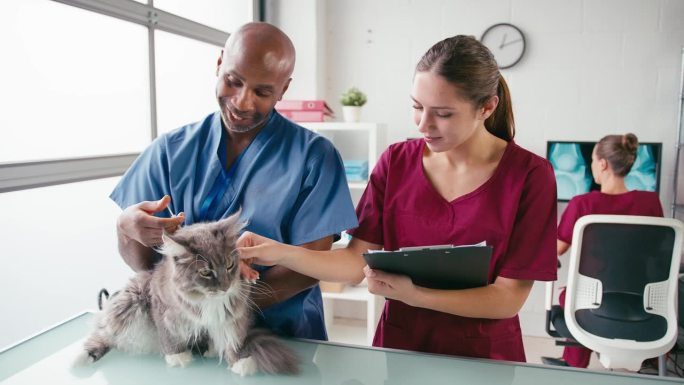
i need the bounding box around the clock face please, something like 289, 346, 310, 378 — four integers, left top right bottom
480, 23, 526, 69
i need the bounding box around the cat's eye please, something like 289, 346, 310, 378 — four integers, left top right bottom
198, 268, 213, 278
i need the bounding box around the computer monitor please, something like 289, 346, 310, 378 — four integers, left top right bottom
546, 141, 662, 202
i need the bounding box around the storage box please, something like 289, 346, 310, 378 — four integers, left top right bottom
279, 110, 326, 122
344, 160, 369, 182
319, 281, 345, 293
276, 99, 335, 122
275, 100, 330, 111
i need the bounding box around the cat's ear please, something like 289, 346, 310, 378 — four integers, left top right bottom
159, 232, 187, 260
220, 208, 248, 238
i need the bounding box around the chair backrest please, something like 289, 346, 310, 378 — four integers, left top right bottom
564, 214, 684, 371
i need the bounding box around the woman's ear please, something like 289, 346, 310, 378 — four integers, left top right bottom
480, 95, 499, 120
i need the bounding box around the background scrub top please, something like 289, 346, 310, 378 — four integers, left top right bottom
348, 139, 557, 362
557, 190, 664, 243
110, 111, 358, 340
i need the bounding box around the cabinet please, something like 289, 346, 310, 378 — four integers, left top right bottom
299, 121, 386, 345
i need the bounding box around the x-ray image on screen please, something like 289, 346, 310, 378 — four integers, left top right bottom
624, 145, 658, 192
546, 141, 661, 202
547, 143, 593, 201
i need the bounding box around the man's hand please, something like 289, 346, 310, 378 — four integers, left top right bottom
117, 195, 185, 248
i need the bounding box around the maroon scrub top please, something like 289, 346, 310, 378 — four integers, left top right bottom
348, 139, 557, 362
557, 190, 664, 243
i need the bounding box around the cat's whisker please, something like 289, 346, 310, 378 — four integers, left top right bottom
246, 285, 275, 297
250, 281, 276, 295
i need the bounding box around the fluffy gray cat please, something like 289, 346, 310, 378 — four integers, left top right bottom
79, 212, 299, 376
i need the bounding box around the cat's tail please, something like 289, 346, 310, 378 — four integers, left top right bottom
98, 288, 109, 310
236, 329, 299, 375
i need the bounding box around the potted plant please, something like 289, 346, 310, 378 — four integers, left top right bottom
340, 87, 367, 122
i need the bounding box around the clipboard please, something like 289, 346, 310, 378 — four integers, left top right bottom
362, 245, 492, 290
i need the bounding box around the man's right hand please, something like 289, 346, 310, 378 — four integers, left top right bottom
117, 195, 185, 248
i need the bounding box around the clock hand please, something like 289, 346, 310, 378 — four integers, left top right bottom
501, 38, 523, 48
499, 33, 508, 50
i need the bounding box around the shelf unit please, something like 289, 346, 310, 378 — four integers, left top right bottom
300, 122, 386, 195
321, 283, 384, 346
299, 121, 386, 345
672, 47, 684, 220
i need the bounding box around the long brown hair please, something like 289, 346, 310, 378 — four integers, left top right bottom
416, 35, 514, 141
595, 133, 639, 177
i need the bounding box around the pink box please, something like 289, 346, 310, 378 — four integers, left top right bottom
279, 110, 326, 122
276, 100, 328, 111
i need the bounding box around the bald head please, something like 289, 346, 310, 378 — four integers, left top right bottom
215, 23, 296, 135
223, 22, 295, 78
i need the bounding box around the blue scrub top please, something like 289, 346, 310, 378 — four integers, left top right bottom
110, 111, 358, 340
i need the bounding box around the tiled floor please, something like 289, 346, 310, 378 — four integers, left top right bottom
522, 334, 603, 369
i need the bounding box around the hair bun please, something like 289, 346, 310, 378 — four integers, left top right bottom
622, 133, 639, 154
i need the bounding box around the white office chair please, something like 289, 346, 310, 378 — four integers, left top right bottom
563, 215, 684, 372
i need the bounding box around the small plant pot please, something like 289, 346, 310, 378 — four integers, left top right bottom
342, 106, 362, 122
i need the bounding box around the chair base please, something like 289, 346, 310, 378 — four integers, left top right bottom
541, 357, 570, 367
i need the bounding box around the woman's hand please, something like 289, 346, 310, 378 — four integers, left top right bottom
364, 265, 417, 305
237, 231, 291, 267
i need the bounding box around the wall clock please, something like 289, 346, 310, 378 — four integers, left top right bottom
480, 23, 526, 69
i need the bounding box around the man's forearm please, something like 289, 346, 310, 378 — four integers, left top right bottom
117, 231, 156, 272
251, 235, 334, 309
252, 266, 318, 309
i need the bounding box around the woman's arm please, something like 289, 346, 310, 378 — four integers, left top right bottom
237, 232, 381, 284
364, 267, 533, 319
557, 239, 570, 256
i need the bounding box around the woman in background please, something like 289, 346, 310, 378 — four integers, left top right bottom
238, 35, 557, 362
542, 133, 664, 368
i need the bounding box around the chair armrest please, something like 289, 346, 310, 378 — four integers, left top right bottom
544, 280, 555, 311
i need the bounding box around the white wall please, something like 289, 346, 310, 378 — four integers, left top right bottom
323, 0, 683, 208
267, 0, 327, 99
272, 0, 684, 337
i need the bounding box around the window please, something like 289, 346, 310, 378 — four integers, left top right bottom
155, 31, 223, 134
0, 177, 127, 349
154, 0, 254, 32
0, 0, 256, 193
0, 0, 150, 162
0, 0, 257, 349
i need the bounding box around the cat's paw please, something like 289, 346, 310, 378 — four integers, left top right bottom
203, 346, 218, 358
165, 351, 193, 367
73, 350, 95, 366
230, 356, 258, 377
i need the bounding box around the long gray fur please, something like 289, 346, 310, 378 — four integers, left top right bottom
81, 212, 300, 375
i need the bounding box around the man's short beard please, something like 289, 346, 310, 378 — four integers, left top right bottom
226, 120, 261, 133
220, 108, 266, 133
